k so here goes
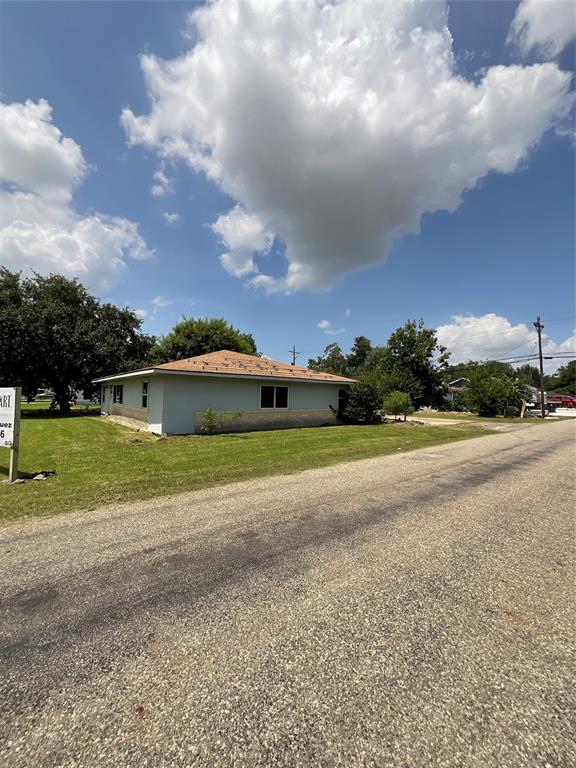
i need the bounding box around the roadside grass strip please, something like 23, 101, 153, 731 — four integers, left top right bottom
413, 411, 570, 422
0, 410, 494, 522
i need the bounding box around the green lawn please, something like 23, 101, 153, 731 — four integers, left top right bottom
0, 409, 493, 522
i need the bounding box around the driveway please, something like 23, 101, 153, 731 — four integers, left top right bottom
1, 420, 574, 767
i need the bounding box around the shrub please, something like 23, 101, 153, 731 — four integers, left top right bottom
343, 381, 381, 423
382, 391, 414, 421
463, 370, 509, 416
464, 369, 530, 417
200, 407, 242, 435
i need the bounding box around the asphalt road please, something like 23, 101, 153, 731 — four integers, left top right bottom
1, 421, 574, 767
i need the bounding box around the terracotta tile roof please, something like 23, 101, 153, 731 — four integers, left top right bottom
154, 350, 356, 383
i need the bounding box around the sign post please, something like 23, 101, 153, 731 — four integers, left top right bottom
0, 387, 21, 483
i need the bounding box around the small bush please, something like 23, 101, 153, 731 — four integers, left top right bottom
382, 391, 414, 421
200, 407, 242, 435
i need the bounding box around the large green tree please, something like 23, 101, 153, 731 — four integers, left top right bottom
150, 317, 257, 364
364, 320, 449, 407
515, 363, 541, 388
0, 270, 154, 411
308, 343, 350, 377
544, 361, 576, 395
0, 268, 35, 395
346, 336, 373, 374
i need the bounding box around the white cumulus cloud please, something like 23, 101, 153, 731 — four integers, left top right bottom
437, 313, 575, 372
318, 319, 345, 336
508, 0, 576, 59
211, 204, 272, 277
163, 211, 180, 225
121, 0, 573, 293
0, 98, 87, 203
437, 314, 537, 363
0, 99, 153, 292
150, 295, 174, 309
151, 163, 174, 197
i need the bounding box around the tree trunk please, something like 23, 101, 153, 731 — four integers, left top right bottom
54, 387, 71, 413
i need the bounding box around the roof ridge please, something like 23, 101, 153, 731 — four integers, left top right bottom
148, 349, 357, 383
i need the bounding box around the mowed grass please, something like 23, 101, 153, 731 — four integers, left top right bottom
0, 408, 493, 522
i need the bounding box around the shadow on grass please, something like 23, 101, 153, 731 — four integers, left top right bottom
0, 466, 52, 480
21, 408, 100, 420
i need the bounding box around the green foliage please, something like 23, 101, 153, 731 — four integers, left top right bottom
544, 361, 576, 395
437, 391, 467, 412
363, 319, 449, 407
382, 391, 414, 421
308, 343, 350, 376
151, 317, 257, 363
515, 363, 540, 388
463, 370, 507, 417
444, 360, 515, 383
0, 269, 154, 411
200, 407, 243, 435
347, 336, 373, 373
463, 367, 529, 417
309, 321, 450, 410
342, 381, 381, 423
308, 336, 375, 378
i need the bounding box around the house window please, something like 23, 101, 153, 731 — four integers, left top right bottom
101, 387, 105, 403
260, 385, 288, 409
113, 384, 123, 404
142, 382, 149, 409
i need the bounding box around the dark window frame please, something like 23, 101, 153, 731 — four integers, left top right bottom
113, 384, 123, 404
141, 381, 149, 409
260, 384, 289, 409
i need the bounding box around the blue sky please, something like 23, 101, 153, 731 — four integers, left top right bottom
0, 0, 574, 367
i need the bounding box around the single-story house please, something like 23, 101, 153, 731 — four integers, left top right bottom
93, 350, 356, 435
444, 377, 469, 402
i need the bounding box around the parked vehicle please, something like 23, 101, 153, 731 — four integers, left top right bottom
34, 389, 55, 401
547, 394, 576, 408
523, 385, 554, 416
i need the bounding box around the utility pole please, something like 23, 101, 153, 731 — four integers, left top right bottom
534, 316, 546, 419
289, 345, 300, 366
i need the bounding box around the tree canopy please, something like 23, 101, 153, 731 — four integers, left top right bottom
544, 361, 576, 395
363, 320, 449, 408
309, 321, 449, 410
0, 269, 154, 411
150, 317, 257, 364
308, 342, 351, 377
462, 365, 529, 417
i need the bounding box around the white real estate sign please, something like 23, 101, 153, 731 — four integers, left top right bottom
0, 387, 21, 482
0, 388, 18, 447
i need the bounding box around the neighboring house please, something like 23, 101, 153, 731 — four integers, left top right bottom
444, 377, 468, 402
93, 350, 356, 435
